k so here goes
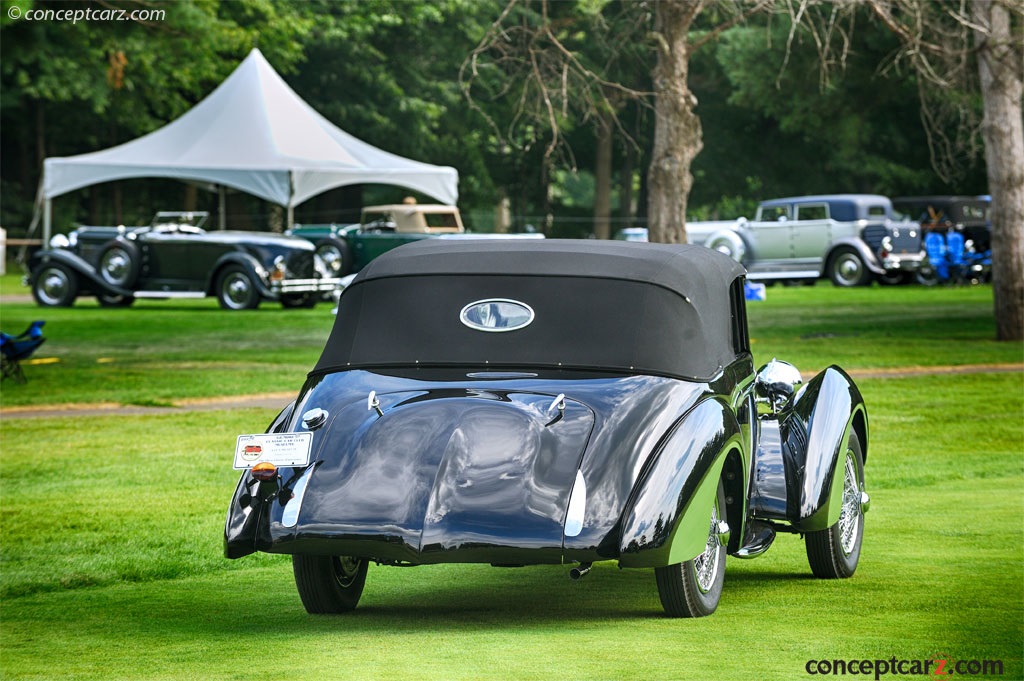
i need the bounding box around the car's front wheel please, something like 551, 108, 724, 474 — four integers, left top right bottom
828, 248, 871, 287
215, 265, 260, 310
654, 480, 727, 617
293, 555, 368, 614
805, 431, 865, 578
32, 264, 79, 307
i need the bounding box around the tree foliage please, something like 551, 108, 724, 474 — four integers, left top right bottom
0, 0, 1010, 258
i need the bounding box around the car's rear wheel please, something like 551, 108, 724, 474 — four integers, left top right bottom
315, 238, 352, 276
654, 479, 727, 617
215, 265, 260, 310
293, 555, 368, 614
97, 240, 140, 288
97, 293, 135, 307
32, 264, 79, 307
805, 431, 865, 578
828, 248, 871, 287
281, 293, 318, 309
915, 264, 940, 286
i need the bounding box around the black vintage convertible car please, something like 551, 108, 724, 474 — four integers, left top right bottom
226, 239, 870, 617
28, 212, 341, 309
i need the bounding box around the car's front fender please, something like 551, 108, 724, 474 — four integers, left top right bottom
782, 366, 868, 532
29, 248, 131, 297
617, 397, 743, 568
826, 238, 885, 275
208, 252, 276, 298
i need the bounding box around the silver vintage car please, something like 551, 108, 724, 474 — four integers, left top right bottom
689, 194, 925, 286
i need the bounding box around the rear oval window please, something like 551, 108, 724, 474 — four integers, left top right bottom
460, 299, 535, 332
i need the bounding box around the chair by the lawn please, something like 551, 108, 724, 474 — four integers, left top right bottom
1, 320, 46, 383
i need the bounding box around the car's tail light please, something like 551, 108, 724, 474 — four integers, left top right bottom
251, 462, 278, 482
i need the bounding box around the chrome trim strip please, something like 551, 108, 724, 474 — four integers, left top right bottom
459, 298, 536, 333
282, 466, 314, 528
564, 470, 586, 537
133, 291, 206, 299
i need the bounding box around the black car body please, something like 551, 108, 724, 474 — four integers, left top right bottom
893, 196, 992, 251
28, 212, 341, 309
892, 196, 993, 285
225, 239, 870, 617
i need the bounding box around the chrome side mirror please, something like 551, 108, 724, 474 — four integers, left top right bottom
755, 359, 803, 415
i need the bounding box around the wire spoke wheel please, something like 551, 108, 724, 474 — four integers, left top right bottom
805, 430, 865, 578
293, 554, 368, 614
654, 479, 727, 617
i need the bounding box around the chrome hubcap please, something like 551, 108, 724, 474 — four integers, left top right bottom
101, 249, 130, 285
839, 451, 861, 555
223, 274, 252, 308
694, 500, 723, 593
835, 255, 862, 284
39, 269, 69, 304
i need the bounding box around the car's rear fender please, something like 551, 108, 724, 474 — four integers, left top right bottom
781, 366, 868, 532
224, 400, 296, 559
617, 397, 744, 568
207, 252, 276, 298
28, 248, 131, 297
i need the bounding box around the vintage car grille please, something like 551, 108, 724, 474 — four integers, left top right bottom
286, 251, 316, 278
887, 225, 922, 254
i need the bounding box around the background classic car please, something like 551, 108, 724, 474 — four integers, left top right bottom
893, 196, 993, 285
28, 212, 340, 309
226, 239, 870, 618
689, 194, 925, 286
287, 203, 465, 276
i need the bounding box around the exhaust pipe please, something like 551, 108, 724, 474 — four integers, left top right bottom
569, 563, 593, 580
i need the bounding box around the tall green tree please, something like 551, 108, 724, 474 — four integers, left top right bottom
0, 0, 311, 228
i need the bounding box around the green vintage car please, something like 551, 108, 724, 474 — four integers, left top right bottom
287, 204, 464, 276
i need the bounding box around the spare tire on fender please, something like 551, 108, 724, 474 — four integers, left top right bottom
97, 239, 141, 289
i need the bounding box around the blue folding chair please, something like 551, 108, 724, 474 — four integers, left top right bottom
1, 320, 46, 383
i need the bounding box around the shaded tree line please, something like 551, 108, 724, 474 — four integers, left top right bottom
2, 0, 990, 237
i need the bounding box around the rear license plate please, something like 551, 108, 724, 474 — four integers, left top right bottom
233, 432, 313, 469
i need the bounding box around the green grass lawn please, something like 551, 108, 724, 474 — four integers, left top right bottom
1, 282, 1020, 408
1, 279, 1022, 680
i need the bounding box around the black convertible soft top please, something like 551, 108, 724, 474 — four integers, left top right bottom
314, 239, 747, 381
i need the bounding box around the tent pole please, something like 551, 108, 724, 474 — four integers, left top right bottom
218, 185, 226, 229
287, 171, 295, 230
43, 198, 52, 245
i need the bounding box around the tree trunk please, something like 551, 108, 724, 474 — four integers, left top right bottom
621, 136, 636, 226
594, 112, 613, 239
972, 0, 1024, 341
646, 0, 704, 244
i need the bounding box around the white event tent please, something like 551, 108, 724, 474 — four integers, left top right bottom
38, 48, 458, 241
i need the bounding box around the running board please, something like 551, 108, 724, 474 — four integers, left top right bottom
746, 271, 820, 281
132, 291, 206, 299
